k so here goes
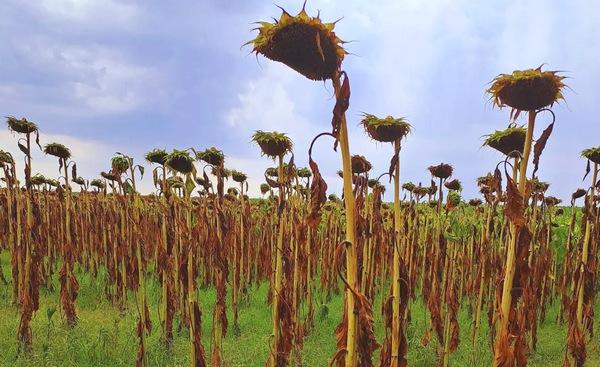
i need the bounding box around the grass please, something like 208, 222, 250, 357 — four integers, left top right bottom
0, 246, 598, 366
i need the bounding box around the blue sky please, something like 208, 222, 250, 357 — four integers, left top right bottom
1, 0, 598, 200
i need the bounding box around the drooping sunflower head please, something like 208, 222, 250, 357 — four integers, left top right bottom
428, 185, 438, 196
328, 193, 341, 203
45, 178, 60, 188
252, 130, 293, 158
351, 155, 372, 174
145, 148, 168, 165
483, 126, 526, 156
260, 183, 270, 194
447, 190, 462, 207
197, 147, 225, 167
44, 143, 71, 160
402, 182, 416, 192
428, 163, 453, 180
572, 188, 587, 201
476, 173, 494, 188
294, 184, 307, 195
231, 170, 247, 183
469, 198, 482, 207
544, 196, 561, 207
165, 149, 195, 174
7, 116, 38, 134
581, 146, 600, 165
487, 67, 566, 111
0, 150, 14, 165
532, 179, 550, 193
90, 179, 105, 190
265, 167, 279, 178
247, 4, 346, 81
167, 176, 184, 189
296, 167, 312, 178
413, 186, 430, 198
111, 155, 130, 174
212, 166, 231, 179
361, 113, 411, 143
100, 171, 118, 182
31, 174, 47, 186
444, 178, 462, 191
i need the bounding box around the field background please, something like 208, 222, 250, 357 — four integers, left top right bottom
1, 209, 599, 367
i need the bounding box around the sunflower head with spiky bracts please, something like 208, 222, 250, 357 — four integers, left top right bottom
487, 66, 566, 111
165, 149, 195, 174
247, 3, 346, 81
428, 163, 453, 180
296, 167, 312, 178
31, 174, 47, 186
351, 155, 372, 174
44, 143, 71, 160
197, 147, 225, 167
260, 183, 270, 194
444, 179, 462, 191
231, 170, 247, 183
145, 148, 168, 165
110, 155, 131, 175
581, 146, 600, 165
0, 150, 14, 165
402, 182, 416, 192
252, 130, 293, 158
483, 126, 527, 156
90, 179, 105, 190
361, 113, 411, 143
7, 116, 38, 134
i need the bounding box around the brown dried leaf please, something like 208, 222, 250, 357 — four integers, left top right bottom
307, 157, 328, 228
505, 175, 525, 227
532, 122, 554, 176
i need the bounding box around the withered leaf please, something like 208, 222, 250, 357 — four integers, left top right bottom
532, 122, 554, 177
331, 72, 350, 150
505, 175, 525, 227
583, 159, 591, 181
72, 163, 77, 181
18, 142, 30, 158
307, 157, 327, 228
388, 144, 400, 182
265, 175, 282, 189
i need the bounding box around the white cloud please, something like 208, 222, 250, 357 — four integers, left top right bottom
36, 0, 141, 31
2, 0, 599, 201
5, 40, 165, 116
226, 67, 300, 130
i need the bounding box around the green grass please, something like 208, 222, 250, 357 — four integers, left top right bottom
0, 251, 598, 366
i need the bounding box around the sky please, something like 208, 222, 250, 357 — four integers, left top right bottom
1, 0, 599, 201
